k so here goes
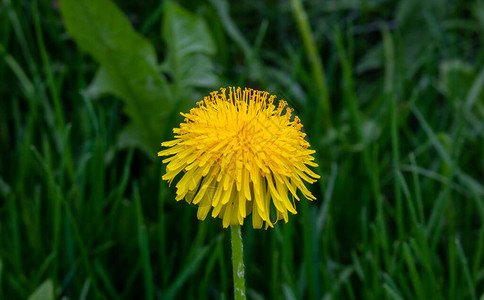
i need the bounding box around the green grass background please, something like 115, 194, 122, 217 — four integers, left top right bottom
1, 0, 484, 299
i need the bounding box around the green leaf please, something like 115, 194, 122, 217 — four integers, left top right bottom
163, 2, 215, 57
59, 0, 171, 154
162, 1, 217, 88
27, 279, 54, 300
84, 67, 123, 100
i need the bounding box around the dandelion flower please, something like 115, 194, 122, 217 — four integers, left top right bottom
158, 87, 320, 229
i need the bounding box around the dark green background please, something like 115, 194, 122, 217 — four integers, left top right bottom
1, 0, 483, 299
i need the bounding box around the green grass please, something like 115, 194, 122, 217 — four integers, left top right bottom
1, 0, 484, 299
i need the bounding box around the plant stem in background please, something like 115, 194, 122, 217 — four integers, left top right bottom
230, 225, 246, 300
290, 0, 332, 131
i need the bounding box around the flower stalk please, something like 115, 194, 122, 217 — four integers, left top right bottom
230, 225, 246, 300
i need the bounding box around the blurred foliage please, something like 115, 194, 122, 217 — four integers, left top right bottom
1, 0, 484, 299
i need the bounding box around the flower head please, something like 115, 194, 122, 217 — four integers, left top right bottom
158, 87, 320, 229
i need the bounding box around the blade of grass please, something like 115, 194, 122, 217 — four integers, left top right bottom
409, 153, 425, 223
33, 253, 55, 289
3, 0, 38, 76
449, 234, 457, 299
208, 0, 263, 85
2, 48, 35, 98
382, 26, 404, 240
465, 62, 484, 110
27, 279, 54, 300
140, 1, 164, 34
58, 124, 72, 189
218, 234, 229, 300
65, 204, 100, 298
333, 25, 381, 202
412, 106, 483, 196
282, 283, 297, 300
350, 251, 364, 281
411, 105, 453, 163
455, 238, 477, 300
107, 149, 134, 224
158, 166, 168, 289
370, 223, 382, 298
383, 283, 405, 300
472, 215, 484, 287
381, 26, 395, 95
270, 231, 280, 300
79, 279, 91, 300
382, 273, 404, 299
94, 260, 119, 300
396, 171, 418, 228
281, 264, 297, 300
316, 162, 338, 236
408, 238, 442, 299
163, 245, 210, 300
402, 242, 426, 300
372, 145, 390, 268
400, 164, 467, 196
33, 0, 75, 181
80, 92, 100, 138
427, 187, 452, 251
7, 194, 21, 272
344, 278, 356, 300
63, 213, 75, 297
290, 0, 331, 131
281, 219, 295, 286
300, 198, 318, 300
208, 0, 252, 64
199, 234, 224, 299
133, 183, 154, 300
120, 262, 142, 300
238, 19, 268, 86
30, 145, 63, 281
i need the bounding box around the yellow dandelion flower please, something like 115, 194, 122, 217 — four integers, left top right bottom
158, 87, 320, 229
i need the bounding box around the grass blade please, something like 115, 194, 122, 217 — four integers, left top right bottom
133, 183, 154, 300
164, 245, 210, 300
455, 238, 477, 300
290, 0, 331, 131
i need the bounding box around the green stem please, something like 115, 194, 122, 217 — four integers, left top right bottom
230, 225, 246, 300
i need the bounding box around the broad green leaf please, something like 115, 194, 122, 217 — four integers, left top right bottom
27, 279, 54, 300
163, 2, 215, 58
84, 67, 123, 100
180, 54, 218, 87
59, 0, 171, 154
162, 1, 217, 88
